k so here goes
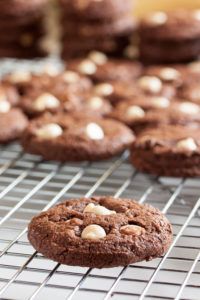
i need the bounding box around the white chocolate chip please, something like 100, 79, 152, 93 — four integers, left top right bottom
137, 76, 162, 93
179, 102, 200, 114
151, 96, 170, 108
84, 203, 116, 215
145, 12, 168, 26
187, 61, 200, 73
36, 123, 63, 139
88, 51, 108, 65
78, 59, 97, 75
43, 64, 60, 76
120, 225, 145, 236
62, 71, 80, 83
159, 68, 180, 81
88, 97, 103, 109
0, 100, 10, 113
176, 138, 197, 151
94, 83, 114, 96
34, 93, 60, 111
81, 224, 106, 240
9, 71, 31, 83
86, 123, 104, 140
126, 105, 145, 119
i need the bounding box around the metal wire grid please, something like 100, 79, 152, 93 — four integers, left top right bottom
0, 142, 199, 300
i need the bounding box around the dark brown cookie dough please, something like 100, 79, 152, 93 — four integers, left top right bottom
130, 125, 200, 177
67, 56, 143, 83
59, 0, 133, 20
0, 108, 28, 144
21, 113, 135, 162
28, 196, 173, 268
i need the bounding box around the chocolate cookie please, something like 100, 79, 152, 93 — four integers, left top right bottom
20, 90, 111, 117
0, 107, 28, 144
62, 35, 130, 59
139, 10, 200, 64
0, 14, 42, 31
92, 76, 176, 105
146, 61, 200, 86
3, 71, 49, 95
62, 14, 136, 38
0, 22, 43, 44
140, 39, 200, 64
28, 196, 173, 268
0, 43, 46, 59
0, 0, 47, 17
144, 65, 184, 87
111, 99, 200, 133
3, 70, 92, 96
67, 55, 143, 83
130, 125, 200, 177
0, 0, 47, 59
140, 10, 200, 41
21, 113, 135, 161
177, 65, 200, 102
59, 0, 133, 20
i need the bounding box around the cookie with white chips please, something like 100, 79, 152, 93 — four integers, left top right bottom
21, 113, 134, 161
20, 88, 112, 118
131, 125, 200, 177
111, 99, 200, 133
28, 196, 172, 268
67, 55, 143, 83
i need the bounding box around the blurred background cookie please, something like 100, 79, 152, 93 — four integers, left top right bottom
0, 0, 48, 58
59, 0, 137, 59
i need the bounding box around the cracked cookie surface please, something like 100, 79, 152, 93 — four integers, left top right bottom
28, 196, 173, 268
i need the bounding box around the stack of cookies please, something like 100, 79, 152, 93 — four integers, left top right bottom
138, 9, 200, 64
0, 0, 48, 58
59, 0, 137, 59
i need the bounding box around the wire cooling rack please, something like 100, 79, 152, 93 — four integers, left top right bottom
0, 58, 199, 300
0, 142, 199, 300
